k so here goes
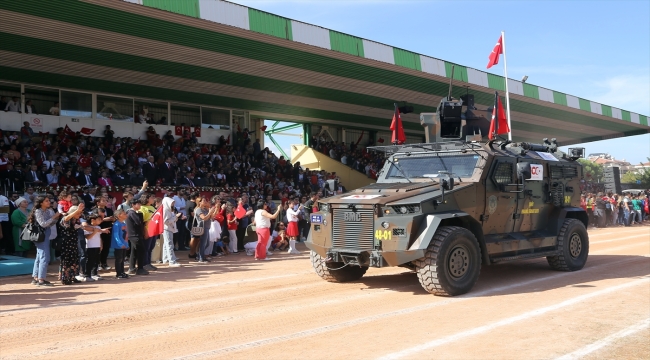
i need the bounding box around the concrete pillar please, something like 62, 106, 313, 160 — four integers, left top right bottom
303, 123, 311, 146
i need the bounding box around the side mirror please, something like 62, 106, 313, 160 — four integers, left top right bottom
439, 173, 454, 190
516, 162, 531, 179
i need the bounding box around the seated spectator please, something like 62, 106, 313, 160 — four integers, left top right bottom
24, 99, 37, 114
49, 102, 60, 116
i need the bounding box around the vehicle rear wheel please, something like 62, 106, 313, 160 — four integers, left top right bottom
547, 219, 589, 271
415, 226, 482, 296
310, 251, 368, 282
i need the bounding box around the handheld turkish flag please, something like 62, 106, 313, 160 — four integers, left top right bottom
390, 104, 406, 145
64, 125, 76, 138
226, 134, 231, 144
487, 34, 503, 69
80, 127, 95, 135
488, 92, 510, 140
147, 206, 164, 238
174, 126, 182, 136
234, 204, 246, 219
194, 127, 201, 137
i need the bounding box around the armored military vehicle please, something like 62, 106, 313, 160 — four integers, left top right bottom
305, 90, 589, 296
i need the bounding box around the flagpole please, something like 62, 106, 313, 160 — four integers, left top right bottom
501, 31, 513, 141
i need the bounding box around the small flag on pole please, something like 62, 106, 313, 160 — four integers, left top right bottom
390, 104, 406, 145
80, 127, 95, 135
488, 91, 510, 140
487, 35, 503, 69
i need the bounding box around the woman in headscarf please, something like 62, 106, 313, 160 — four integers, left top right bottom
161, 197, 182, 267
11, 197, 31, 257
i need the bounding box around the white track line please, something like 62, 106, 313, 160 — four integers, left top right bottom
555, 318, 650, 360
377, 278, 650, 360
170, 256, 649, 360
592, 234, 650, 245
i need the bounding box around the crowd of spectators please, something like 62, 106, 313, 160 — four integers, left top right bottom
309, 137, 386, 180
0, 122, 352, 286
581, 190, 649, 228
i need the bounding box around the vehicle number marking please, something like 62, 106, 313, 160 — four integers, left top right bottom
375, 230, 392, 240
565, 195, 571, 204
310, 215, 322, 224
521, 208, 539, 214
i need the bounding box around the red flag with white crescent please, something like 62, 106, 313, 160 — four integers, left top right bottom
147, 206, 164, 238
390, 104, 406, 145
487, 34, 503, 69
488, 91, 510, 140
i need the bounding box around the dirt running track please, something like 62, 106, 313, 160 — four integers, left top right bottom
1, 225, 649, 360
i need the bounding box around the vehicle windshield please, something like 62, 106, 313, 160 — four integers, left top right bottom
386, 154, 480, 179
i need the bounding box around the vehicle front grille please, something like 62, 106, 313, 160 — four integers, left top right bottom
332, 208, 375, 251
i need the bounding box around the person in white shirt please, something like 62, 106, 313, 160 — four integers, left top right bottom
49, 101, 60, 116
4, 96, 20, 112
80, 214, 109, 281
341, 154, 348, 165
253, 200, 281, 260
105, 155, 115, 171
285, 199, 302, 254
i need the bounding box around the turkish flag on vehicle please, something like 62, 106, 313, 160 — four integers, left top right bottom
488, 91, 510, 140
147, 206, 164, 238
174, 126, 182, 136
487, 34, 503, 69
80, 127, 95, 135
390, 104, 406, 145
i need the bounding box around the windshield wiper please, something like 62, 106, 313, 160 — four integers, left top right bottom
386, 158, 412, 183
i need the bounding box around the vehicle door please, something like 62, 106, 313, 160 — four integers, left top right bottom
513, 160, 547, 232
482, 156, 519, 235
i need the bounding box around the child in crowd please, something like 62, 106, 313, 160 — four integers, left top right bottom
226, 207, 238, 254
111, 209, 129, 279
82, 214, 109, 282
271, 222, 288, 251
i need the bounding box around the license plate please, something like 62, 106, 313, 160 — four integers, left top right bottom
311, 215, 323, 224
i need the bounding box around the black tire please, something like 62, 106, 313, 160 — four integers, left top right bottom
310, 251, 368, 282
547, 219, 589, 271
415, 226, 482, 296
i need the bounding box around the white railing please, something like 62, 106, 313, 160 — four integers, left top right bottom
0, 112, 230, 144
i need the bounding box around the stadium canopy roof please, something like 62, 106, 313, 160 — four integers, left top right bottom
0, 0, 647, 145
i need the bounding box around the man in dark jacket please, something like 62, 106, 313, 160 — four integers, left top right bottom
126, 199, 148, 275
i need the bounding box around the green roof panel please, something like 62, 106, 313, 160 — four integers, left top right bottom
393, 48, 421, 71
248, 9, 292, 40
621, 110, 631, 122
142, 0, 199, 18
523, 83, 539, 99
329, 31, 364, 57
487, 73, 505, 91
444, 62, 468, 82
578, 98, 591, 112
601, 104, 612, 117
640, 115, 648, 126
552, 91, 567, 106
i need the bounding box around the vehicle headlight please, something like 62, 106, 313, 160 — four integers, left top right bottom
319, 203, 329, 212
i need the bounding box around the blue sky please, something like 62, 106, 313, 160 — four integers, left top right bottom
231, 0, 650, 164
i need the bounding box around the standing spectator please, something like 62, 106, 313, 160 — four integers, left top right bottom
24, 99, 37, 114
172, 190, 188, 251
49, 101, 60, 116
20, 121, 33, 144
194, 196, 217, 263
95, 196, 114, 271
285, 199, 302, 254
138, 194, 157, 271
226, 206, 238, 254
253, 199, 281, 261
111, 209, 129, 279
236, 194, 253, 251
4, 96, 20, 112
161, 197, 182, 267
81, 214, 107, 281
11, 197, 31, 257
29, 196, 62, 286
58, 204, 84, 285
126, 200, 148, 275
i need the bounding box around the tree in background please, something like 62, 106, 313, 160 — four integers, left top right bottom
621, 158, 650, 188
578, 159, 604, 183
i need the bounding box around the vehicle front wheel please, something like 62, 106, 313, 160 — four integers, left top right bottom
415, 226, 482, 296
547, 219, 589, 271
310, 251, 367, 282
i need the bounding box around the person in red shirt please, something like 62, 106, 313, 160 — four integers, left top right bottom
226, 207, 239, 254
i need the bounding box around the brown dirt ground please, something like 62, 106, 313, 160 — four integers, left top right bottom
1, 225, 649, 360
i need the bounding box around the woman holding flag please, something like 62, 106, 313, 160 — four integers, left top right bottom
149, 197, 183, 267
